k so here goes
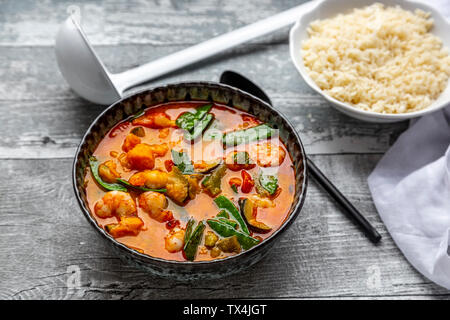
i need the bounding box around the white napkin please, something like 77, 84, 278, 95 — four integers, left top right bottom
367, 0, 450, 289
368, 106, 450, 288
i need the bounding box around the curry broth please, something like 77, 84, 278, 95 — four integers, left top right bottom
85, 102, 296, 261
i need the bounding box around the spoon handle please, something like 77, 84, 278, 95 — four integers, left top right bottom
113, 0, 318, 91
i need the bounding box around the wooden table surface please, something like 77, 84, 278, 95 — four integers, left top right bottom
1, 0, 449, 300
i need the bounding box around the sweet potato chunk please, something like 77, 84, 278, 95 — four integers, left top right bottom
126, 144, 156, 170
122, 133, 141, 152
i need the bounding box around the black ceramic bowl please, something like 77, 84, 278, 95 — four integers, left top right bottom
73, 82, 308, 280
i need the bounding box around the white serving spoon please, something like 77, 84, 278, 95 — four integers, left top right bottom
55, 1, 318, 105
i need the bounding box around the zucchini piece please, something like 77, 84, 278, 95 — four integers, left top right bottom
239, 198, 272, 233
207, 219, 259, 250
213, 195, 250, 235
217, 235, 241, 253
89, 157, 127, 192
202, 163, 227, 197
222, 124, 275, 147
183, 221, 205, 261
130, 126, 145, 137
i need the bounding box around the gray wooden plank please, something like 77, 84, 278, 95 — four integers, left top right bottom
0, 155, 446, 299
0, 45, 408, 159
0, 0, 307, 46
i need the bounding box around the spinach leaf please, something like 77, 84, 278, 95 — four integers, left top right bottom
89, 157, 128, 192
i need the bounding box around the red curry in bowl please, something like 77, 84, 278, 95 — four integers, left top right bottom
84, 101, 296, 262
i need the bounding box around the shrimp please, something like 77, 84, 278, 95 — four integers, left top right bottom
98, 160, 121, 183
94, 191, 137, 219
164, 227, 185, 253
129, 170, 169, 189
138, 191, 173, 222
253, 142, 286, 167
132, 112, 176, 129
105, 216, 144, 238
249, 194, 275, 208
94, 191, 144, 238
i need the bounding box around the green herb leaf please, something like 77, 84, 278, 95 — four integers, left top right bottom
259, 173, 278, 195
171, 149, 194, 174
175, 104, 213, 141
184, 113, 213, 141
175, 112, 196, 132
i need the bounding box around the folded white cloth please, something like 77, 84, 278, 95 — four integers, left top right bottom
368, 106, 450, 288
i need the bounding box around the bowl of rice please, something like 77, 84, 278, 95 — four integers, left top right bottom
290, 0, 450, 123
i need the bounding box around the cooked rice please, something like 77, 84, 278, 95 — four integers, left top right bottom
301, 3, 450, 114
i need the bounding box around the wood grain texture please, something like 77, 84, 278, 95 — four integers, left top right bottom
0, 156, 447, 300
0, 0, 303, 46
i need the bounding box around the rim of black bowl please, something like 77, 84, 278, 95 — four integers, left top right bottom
73, 81, 308, 266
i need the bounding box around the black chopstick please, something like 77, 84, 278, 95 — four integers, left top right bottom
307, 158, 382, 243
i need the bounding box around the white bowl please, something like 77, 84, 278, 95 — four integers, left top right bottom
289, 0, 450, 123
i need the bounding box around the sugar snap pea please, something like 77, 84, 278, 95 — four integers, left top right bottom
184, 217, 196, 244
183, 221, 205, 261
213, 195, 249, 235
207, 219, 260, 250
217, 217, 238, 229
222, 124, 275, 147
